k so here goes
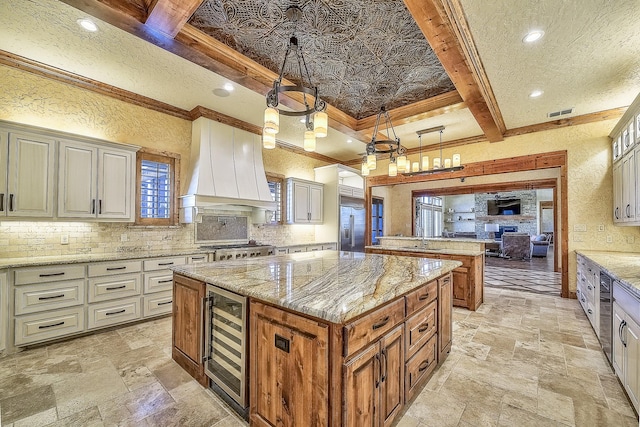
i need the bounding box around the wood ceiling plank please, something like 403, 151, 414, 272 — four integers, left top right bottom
145, 0, 205, 38
404, 0, 505, 142
355, 91, 464, 132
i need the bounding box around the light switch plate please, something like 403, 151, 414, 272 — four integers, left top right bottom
573, 224, 587, 232
61, 235, 69, 245
597, 224, 605, 232
606, 235, 613, 243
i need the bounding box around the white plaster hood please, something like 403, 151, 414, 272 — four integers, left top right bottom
180, 117, 276, 222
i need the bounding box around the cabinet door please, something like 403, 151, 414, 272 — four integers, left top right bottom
309, 184, 323, 223
624, 315, 640, 411
173, 275, 204, 369
613, 162, 623, 223
622, 151, 636, 222
293, 181, 311, 222
438, 274, 453, 361
0, 271, 6, 352
58, 141, 98, 218
7, 132, 55, 217
344, 343, 379, 427
613, 302, 625, 378
251, 302, 329, 426
0, 132, 7, 215
380, 326, 404, 427
451, 268, 469, 308
98, 148, 133, 219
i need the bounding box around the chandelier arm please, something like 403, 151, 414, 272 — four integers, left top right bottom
296, 52, 311, 110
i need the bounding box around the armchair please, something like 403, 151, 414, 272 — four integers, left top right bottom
501, 232, 531, 260
530, 234, 550, 257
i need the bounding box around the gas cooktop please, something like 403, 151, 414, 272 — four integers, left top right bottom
198, 244, 273, 250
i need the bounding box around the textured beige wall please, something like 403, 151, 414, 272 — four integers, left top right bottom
369, 120, 640, 292
0, 65, 330, 258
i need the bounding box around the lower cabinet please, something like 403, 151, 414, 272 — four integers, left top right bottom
172, 274, 207, 386
250, 301, 329, 426
87, 296, 141, 329
613, 294, 640, 412
344, 325, 404, 427
438, 274, 453, 360
0, 271, 6, 352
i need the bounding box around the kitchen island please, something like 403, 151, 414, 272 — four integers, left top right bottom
170, 250, 461, 426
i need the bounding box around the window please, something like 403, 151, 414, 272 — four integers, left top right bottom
136, 150, 179, 225
266, 173, 284, 225
371, 197, 384, 245
414, 196, 443, 238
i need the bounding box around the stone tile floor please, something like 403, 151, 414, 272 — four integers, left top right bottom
0, 287, 637, 426
485, 266, 562, 296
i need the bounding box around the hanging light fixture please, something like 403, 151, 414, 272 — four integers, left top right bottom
364, 106, 406, 177
263, 6, 327, 151
262, 129, 276, 149
403, 126, 464, 176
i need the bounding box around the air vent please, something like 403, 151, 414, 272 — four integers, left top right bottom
548, 108, 574, 118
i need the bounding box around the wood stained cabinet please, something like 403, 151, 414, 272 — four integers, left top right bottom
0, 131, 55, 217
438, 274, 453, 361
344, 325, 404, 427
172, 274, 207, 386
250, 301, 329, 427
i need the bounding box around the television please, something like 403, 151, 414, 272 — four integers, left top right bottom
487, 198, 521, 215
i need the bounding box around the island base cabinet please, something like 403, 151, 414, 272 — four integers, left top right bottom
438, 274, 453, 361
172, 274, 207, 386
343, 325, 404, 427
405, 334, 437, 402
250, 301, 329, 427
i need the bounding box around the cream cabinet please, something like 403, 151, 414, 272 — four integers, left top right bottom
58, 140, 135, 221
0, 131, 56, 217
576, 254, 599, 336
612, 284, 640, 413
0, 270, 6, 352
142, 255, 187, 317
286, 178, 323, 223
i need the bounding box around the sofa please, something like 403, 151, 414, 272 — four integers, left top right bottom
501, 232, 531, 260
530, 234, 550, 257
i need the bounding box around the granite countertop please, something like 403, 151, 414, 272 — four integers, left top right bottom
377, 236, 494, 244
0, 249, 211, 269
366, 245, 485, 257
171, 250, 461, 324
277, 241, 336, 248
576, 251, 640, 298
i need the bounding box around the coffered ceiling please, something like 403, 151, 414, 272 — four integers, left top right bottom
1, 0, 639, 165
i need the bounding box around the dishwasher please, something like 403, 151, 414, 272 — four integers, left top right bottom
599, 271, 613, 365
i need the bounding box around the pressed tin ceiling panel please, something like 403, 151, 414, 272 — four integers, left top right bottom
188, 0, 456, 120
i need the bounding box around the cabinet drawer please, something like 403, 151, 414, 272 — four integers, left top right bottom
343, 298, 405, 359
15, 279, 86, 315
88, 273, 141, 302
306, 245, 324, 252
14, 264, 85, 285
88, 260, 142, 277
187, 254, 209, 264
289, 247, 305, 254
144, 271, 174, 294
88, 297, 141, 329
405, 301, 437, 360
143, 291, 173, 318
275, 248, 289, 255
405, 280, 437, 315
15, 306, 85, 346
405, 334, 437, 402
143, 256, 187, 272
322, 243, 336, 251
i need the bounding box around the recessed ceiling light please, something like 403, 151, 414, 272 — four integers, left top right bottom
347, 139, 353, 144
77, 18, 98, 32
529, 90, 544, 98
523, 30, 544, 43
223, 83, 234, 91
299, 118, 306, 123
212, 88, 230, 97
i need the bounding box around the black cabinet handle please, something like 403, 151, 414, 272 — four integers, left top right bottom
38, 294, 65, 300
158, 300, 172, 306
418, 323, 430, 333
0, 193, 4, 211
615, 207, 620, 220
39, 272, 65, 278
158, 279, 173, 284
587, 309, 592, 315
91, 199, 96, 214
374, 353, 380, 388
9, 193, 14, 211
39, 321, 65, 329
380, 348, 387, 383
99, 199, 102, 214
418, 359, 430, 372
372, 316, 390, 330
418, 293, 430, 301
627, 204, 631, 218
191, 257, 206, 261
105, 285, 126, 291
105, 309, 126, 316
158, 262, 174, 266
106, 266, 127, 271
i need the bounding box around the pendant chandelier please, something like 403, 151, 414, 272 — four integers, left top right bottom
403, 126, 464, 176
262, 6, 328, 152
361, 106, 406, 177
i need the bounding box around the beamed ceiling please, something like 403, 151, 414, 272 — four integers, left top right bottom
2, 0, 639, 164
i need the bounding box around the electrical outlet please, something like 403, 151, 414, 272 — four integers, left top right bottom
597, 224, 605, 232
573, 235, 584, 242
606, 235, 613, 243
61, 235, 69, 245
573, 224, 587, 232
627, 235, 635, 244
120, 234, 128, 242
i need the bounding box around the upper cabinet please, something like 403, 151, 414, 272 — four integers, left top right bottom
612, 93, 640, 226
0, 131, 56, 217
286, 178, 323, 224
1, 121, 138, 222
58, 140, 134, 220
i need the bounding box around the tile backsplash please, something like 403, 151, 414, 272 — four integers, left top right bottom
0, 221, 317, 259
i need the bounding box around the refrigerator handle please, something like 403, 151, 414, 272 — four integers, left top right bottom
350, 214, 355, 248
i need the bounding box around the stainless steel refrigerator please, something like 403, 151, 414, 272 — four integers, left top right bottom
340, 196, 366, 252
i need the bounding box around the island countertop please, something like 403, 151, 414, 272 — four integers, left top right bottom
170, 250, 461, 324
365, 245, 485, 257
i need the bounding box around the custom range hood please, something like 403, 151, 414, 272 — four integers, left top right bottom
180, 117, 277, 223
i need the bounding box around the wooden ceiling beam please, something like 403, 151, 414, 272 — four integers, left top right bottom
355, 91, 464, 132
404, 0, 505, 142
145, 0, 205, 38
